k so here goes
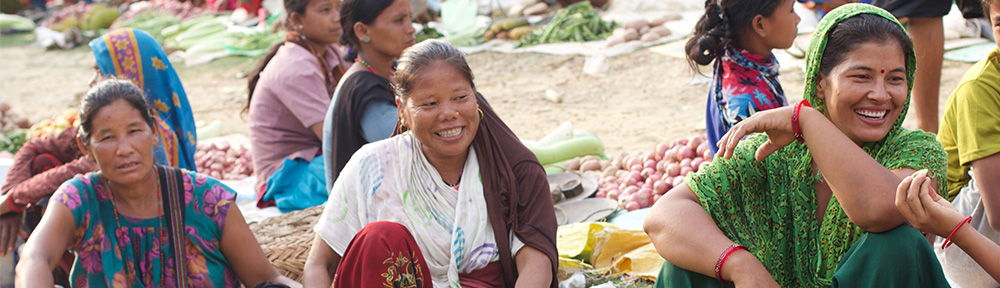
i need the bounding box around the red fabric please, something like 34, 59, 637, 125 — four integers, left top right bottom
334, 221, 433, 288
30, 153, 62, 175
459, 261, 505, 288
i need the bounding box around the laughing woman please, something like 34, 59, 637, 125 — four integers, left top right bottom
644, 4, 950, 287
15, 80, 299, 288
303, 40, 557, 288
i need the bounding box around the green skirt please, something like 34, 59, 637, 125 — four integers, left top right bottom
655, 225, 950, 287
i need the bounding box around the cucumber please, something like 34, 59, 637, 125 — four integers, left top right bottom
535, 121, 574, 147
529, 136, 605, 166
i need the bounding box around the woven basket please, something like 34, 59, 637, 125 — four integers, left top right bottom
249, 205, 324, 282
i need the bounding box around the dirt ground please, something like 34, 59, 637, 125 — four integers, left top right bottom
0, 36, 976, 155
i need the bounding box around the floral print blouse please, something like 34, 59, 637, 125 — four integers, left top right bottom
52, 169, 240, 287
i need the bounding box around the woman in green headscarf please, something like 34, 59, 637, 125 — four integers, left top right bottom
644, 4, 950, 287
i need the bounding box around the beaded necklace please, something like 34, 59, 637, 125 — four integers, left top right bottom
106, 169, 165, 286
355, 57, 394, 77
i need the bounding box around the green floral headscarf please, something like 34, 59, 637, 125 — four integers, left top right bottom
684, 4, 947, 287
803, 3, 915, 132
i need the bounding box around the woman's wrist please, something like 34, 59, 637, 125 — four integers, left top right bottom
720, 249, 760, 283
949, 222, 980, 248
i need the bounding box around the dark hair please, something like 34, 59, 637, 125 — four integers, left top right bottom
984, 0, 998, 19
78, 79, 156, 143
340, 0, 395, 61
244, 0, 314, 114
685, 0, 782, 68
818, 13, 913, 76
392, 39, 475, 104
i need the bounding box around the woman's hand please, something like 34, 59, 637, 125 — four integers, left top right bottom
895, 169, 965, 237
0, 212, 20, 256
716, 106, 798, 161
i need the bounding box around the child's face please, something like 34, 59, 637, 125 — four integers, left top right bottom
992, 2, 1000, 51
761, 0, 800, 50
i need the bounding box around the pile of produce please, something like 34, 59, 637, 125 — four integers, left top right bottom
43, 3, 120, 32
604, 15, 677, 47
505, 0, 552, 17
115, 0, 206, 22
113, 10, 182, 42
230, 29, 286, 55
516, 1, 616, 47
29, 109, 77, 139
560, 134, 712, 211
161, 16, 235, 54
194, 141, 254, 180
415, 26, 443, 43
0, 13, 36, 32
0, 102, 32, 133
0, 130, 28, 154
527, 122, 606, 170
1, 102, 33, 154
484, 18, 533, 41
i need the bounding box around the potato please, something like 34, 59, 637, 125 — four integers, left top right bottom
601, 166, 619, 179
639, 25, 650, 35
649, 14, 680, 26
649, 25, 671, 38
522, 2, 548, 16
563, 157, 581, 171
641, 32, 661, 43
624, 29, 640, 41
611, 28, 628, 38
580, 159, 602, 171
605, 35, 625, 47
622, 19, 649, 30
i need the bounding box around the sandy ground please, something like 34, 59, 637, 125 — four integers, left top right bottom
0, 38, 976, 155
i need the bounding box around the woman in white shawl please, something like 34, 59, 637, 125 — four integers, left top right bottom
302, 40, 559, 288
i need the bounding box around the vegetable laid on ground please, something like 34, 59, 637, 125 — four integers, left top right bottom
516, 1, 616, 47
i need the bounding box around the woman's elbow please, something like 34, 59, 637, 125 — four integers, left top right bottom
852, 210, 907, 233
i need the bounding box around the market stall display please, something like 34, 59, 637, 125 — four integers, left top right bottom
194, 139, 254, 180
516, 1, 616, 47
560, 134, 711, 211
27, 108, 75, 140
604, 15, 675, 47
0, 13, 35, 33
42, 3, 119, 32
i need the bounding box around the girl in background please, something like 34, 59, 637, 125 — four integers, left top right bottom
246, 0, 348, 212
686, 0, 799, 156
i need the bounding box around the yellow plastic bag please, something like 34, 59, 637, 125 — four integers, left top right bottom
556, 222, 666, 280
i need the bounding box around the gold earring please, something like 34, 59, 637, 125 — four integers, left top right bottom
478, 108, 483, 119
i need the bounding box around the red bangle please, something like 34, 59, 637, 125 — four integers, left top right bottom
792, 99, 811, 143
942, 216, 973, 249
715, 243, 749, 284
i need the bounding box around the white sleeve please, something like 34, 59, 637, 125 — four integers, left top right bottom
510, 231, 526, 256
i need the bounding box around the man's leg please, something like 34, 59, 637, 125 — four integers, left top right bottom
908, 16, 944, 133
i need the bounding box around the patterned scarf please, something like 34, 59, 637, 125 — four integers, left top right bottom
403, 133, 498, 287
711, 46, 787, 132
90, 28, 197, 171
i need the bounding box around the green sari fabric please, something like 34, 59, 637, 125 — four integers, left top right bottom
683, 4, 947, 287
